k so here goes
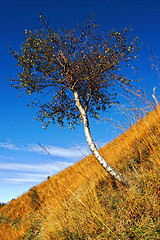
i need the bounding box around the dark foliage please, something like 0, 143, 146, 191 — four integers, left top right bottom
10, 15, 140, 129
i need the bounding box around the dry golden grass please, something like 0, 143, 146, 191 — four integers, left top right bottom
0, 106, 160, 239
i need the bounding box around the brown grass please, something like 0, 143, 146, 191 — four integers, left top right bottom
0, 107, 160, 239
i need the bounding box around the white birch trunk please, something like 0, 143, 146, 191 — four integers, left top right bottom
73, 89, 129, 186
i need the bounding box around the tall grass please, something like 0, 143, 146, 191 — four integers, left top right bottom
0, 95, 160, 240
0, 97, 160, 240
36, 107, 160, 240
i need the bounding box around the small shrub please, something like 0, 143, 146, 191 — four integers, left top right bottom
28, 187, 41, 211
0, 203, 5, 209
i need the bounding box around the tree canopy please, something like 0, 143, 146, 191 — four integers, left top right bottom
10, 16, 140, 129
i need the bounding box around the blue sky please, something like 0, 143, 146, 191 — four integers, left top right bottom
0, 0, 160, 202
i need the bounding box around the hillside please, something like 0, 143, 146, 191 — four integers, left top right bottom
0, 107, 160, 239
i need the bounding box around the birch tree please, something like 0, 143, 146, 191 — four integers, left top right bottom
10, 15, 140, 186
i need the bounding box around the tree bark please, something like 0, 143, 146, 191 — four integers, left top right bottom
73, 89, 129, 187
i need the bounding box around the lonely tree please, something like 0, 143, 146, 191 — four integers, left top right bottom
10, 16, 140, 186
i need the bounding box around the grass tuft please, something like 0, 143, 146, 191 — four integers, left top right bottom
0, 105, 160, 239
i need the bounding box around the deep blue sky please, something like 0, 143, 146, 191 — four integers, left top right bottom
0, 0, 160, 202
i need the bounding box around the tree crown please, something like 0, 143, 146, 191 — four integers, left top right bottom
10, 15, 140, 128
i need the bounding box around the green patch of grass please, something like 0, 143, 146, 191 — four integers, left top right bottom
0, 214, 21, 228
22, 221, 41, 240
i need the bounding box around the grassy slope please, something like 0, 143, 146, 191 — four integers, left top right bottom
0, 107, 160, 239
